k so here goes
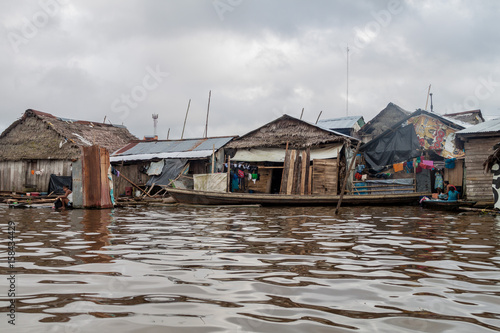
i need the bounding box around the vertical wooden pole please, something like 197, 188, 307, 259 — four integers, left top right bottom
227, 155, 231, 192
204, 90, 211, 138
293, 150, 302, 195
280, 141, 289, 194
181, 99, 190, 140
286, 150, 296, 195
315, 111, 323, 124
335, 141, 361, 215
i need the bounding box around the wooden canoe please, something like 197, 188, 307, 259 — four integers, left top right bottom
421, 199, 477, 211
167, 188, 430, 206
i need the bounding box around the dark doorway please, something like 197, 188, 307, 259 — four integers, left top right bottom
270, 168, 283, 194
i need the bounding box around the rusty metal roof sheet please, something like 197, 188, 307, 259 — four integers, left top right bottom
111, 136, 235, 162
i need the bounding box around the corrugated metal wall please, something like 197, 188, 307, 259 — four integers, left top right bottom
82, 146, 113, 208
0, 160, 72, 192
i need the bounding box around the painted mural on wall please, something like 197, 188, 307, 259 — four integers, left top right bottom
407, 115, 465, 158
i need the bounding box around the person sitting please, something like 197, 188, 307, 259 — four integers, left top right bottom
436, 187, 447, 200
55, 185, 73, 210
447, 185, 459, 201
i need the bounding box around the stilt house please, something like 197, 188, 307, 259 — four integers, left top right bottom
359, 109, 468, 195
110, 136, 235, 196
457, 118, 500, 205
0, 109, 137, 193
224, 114, 357, 195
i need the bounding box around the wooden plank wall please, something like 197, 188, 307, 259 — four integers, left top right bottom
463, 137, 498, 202
312, 159, 338, 195
247, 167, 272, 193
444, 159, 464, 189
0, 160, 71, 192
112, 162, 150, 197
280, 149, 311, 195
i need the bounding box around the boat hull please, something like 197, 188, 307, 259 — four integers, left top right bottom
421, 199, 477, 211
167, 188, 430, 206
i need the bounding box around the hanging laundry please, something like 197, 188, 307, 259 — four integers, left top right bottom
445, 158, 456, 169
421, 160, 434, 168
393, 163, 404, 172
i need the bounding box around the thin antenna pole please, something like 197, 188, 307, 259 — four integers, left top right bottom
181, 99, 191, 140
300, 108, 304, 120
204, 90, 211, 138
425, 84, 431, 110
346, 44, 349, 116
167, 128, 170, 140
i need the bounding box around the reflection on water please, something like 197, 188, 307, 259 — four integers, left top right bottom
1, 205, 500, 332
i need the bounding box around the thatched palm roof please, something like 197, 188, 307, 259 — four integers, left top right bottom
0, 109, 137, 161
359, 102, 411, 138
225, 114, 354, 150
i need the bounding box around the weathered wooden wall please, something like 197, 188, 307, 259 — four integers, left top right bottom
0, 160, 72, 192
111, 162, 150, 197
312, 159, 338, 195
247, 166, 273, 193
444, 159, 464, 190
463, 137, 497, 202
280, 149, 311, 195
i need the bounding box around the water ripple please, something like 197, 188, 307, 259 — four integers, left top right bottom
0, 205, 499, 332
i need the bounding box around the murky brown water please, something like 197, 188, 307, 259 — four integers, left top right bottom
1, 204, 500, 332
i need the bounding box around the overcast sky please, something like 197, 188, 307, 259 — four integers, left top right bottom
1, 0, 500, 140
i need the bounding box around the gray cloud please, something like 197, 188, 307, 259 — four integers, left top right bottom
1, 0, 499, 140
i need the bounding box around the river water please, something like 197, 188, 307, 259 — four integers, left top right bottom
1, 204, 500, 332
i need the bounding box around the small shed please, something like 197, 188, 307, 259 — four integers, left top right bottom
457, 118, 500, 204
317, 116, 365, 137
445, 109, 485, 126
0, 109, 137, 193
110, 136, 235, 196
224, 114, 356, 195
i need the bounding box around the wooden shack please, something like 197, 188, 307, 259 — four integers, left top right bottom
110, 136, 235, 197
0, 109, 137, 193
457, 118, 500, 204
224, 114, 356, 195
360, 109, 467, 194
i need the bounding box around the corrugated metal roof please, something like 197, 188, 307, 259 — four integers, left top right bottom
318, 116, 363, 130
111, 136, 235, 161
456, 117, 500, 134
